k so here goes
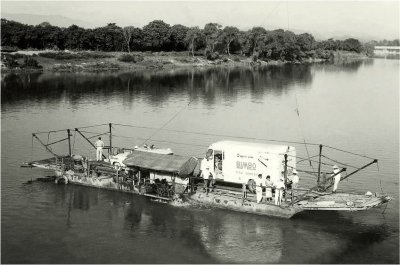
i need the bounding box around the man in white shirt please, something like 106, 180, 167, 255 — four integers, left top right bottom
332, 165, 341, 193
255, 174, 264, 203
289, 169, 299, 196
274, 176, 285, 206
200, 156, 214, 194
95, 137, 105, 161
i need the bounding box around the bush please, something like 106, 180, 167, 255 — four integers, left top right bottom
205, 50, 220, 61
232, 56, 241, 62
22, 56, 42, 69
40, 51, 112, 60
118, 53, 144, 63
251, 52, 259, 62
2, 54, 20, 68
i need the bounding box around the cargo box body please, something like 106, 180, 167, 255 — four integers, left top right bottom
207, 141, 296, 185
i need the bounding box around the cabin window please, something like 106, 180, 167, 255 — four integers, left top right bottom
214, 150, 223, 176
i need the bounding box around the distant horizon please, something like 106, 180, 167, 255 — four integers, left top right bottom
1, 1, 399, 41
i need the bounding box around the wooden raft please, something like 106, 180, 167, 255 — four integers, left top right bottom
295, 192, 391, 211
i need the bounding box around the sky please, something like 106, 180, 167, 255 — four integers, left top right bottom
1, 1, 399, 41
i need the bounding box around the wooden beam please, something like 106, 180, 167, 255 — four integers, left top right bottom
317, 144, 322, 184
323, 159, 378, 191
32, 133, 58, 157
75, 128, 106, 159
291, 167, 347, 205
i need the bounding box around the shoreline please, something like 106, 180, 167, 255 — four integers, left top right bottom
1, 50, 370, 74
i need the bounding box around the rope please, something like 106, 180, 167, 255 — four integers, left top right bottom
141, 99, 194, 145
76, 123, 109, 129
286, 154, 335, 167
34, 128, 69, 134
324, 145, 375, 160
321, 155, 359, 169
112, 134, 208, 148
376, 161, 384, 194
294, 92, 315, 172
113, 123, 321, 146
79, 130, 106, 135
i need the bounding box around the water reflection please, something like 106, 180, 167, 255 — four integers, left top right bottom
1, 65, 315, 110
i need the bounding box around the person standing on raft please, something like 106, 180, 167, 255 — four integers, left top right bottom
332, 165, 342, 193
200, 155, 214, 194
274, 176, 285, 206
255, 174, 264, 203
95, 137, 105, 161
265, 175, 273, 202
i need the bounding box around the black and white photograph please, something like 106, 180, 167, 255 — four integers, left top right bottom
1, 0, 399, 263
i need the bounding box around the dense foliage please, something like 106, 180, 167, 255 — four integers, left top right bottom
1, 18, 378, 62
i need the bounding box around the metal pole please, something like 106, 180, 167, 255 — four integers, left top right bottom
317, 144, 323, 185
109, 123, 112, 156
67, 129, 72, 157
284, 154, 288, 201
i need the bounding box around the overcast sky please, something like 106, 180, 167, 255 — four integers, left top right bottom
2, 1, 399, 40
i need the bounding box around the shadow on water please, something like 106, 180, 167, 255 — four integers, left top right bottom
1, 65, 315, 110
286, 210, 394, 264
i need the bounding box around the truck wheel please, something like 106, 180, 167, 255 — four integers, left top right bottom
248, 179, 256, 193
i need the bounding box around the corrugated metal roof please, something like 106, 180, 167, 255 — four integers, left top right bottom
123, 151, 198, 176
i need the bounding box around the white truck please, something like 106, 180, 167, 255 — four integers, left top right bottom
205, 141, 296, 191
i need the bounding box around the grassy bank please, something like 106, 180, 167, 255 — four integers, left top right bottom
1, 50, 368, 73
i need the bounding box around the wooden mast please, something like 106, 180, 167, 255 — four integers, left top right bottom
317, 144, 322, 185
67, 129, 72, 157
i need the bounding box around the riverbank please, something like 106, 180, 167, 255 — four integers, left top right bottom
1, 50, 369, 73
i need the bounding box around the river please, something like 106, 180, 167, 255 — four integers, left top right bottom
1, 59, 399, 263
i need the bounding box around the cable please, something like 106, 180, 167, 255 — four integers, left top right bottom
294, 93, 315, 172
76, 123, 109, 129
113, 123, 321, 146
324, 145, 376, 160
376, 161, 384, 194
321, 155, 359, 169
112, 134, 208, 148
141, 99, 194, 145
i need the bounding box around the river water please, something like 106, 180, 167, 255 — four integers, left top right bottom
1, 59, 399, 263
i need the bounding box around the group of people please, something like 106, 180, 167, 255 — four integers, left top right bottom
253, 170, 299, 206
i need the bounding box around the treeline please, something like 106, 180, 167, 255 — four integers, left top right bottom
1, 18, 365, 61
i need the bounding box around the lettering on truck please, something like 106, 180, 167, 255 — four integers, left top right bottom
236, 161, 257, 170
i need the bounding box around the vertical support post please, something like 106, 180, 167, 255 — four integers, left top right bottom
317, 144, 323, 185
67, 129, 72, 157
284, 154, 288, 201
87, 160, 90, 178
109, 123, 112, 156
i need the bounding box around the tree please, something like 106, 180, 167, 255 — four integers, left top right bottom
203, 23, 222, 53
122, 26, 135, 53
296, 33, 315, 51
238, 30, 252, 55
185, 27, 202, 56
221, 26, 239, 55
64, 24, 86, 50
249, 27, 267, 54
142, 20, 171, 51
169, 24, 189, 51
342, 38, 362, 53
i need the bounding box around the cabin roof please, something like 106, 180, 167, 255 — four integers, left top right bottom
123, 151, 198, 176
209, 140, 294, 153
